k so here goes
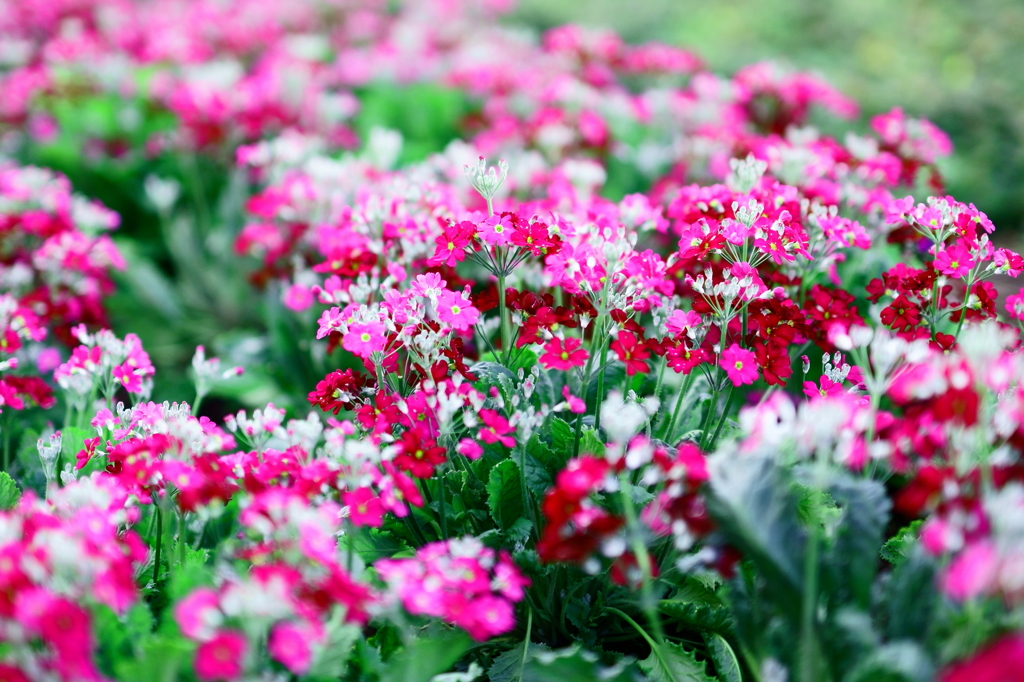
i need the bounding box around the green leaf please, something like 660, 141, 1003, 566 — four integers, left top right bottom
488, 643, 527, 682
542, 417, 575, 456
638, 641, 715, 682
527, 435, 568, 478
703, 632, 742, 682
843, 641, 934, 682
114, 634, 193, 682
381, 629, 473, 682
487, 459, 525, 530
824, 473, 891, 608
794, 483, 841, 534
705, 455, 805, 616
521, 451, 554, 498
579, 427, 605, 457
880, 520, 923, 565
523, 646, 636, 682
355, 528, 411, 563
60, 426, 94, 465
658, 600, 734, 635
0, 472, 21, 510
307, 613, 361, 680
882, 546, 937, 643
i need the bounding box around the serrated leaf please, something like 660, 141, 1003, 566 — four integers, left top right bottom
521, 451, 553, 498
579, 427, 605, 457
638, 640, 715, 682
487, 459, 525, 530
355, 528, 410, 563
703, 632, 741, 682
659, 600, 734, 635
880, 520, 923, 565
381, 629, 473, 682
0, 472, 21, 510
527, 435, 567, 479
542, 417, 574, 458
489, 643, 527, 682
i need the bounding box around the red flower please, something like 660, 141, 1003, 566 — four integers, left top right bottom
610, 331, 650, 376
880, 295, 921, 331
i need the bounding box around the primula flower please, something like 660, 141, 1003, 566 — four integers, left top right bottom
436, 290, 480, 330
721, 344, 759, 386
269, 621, 319, 675
540, 337, 589, 370
934, 243, 975, 278
477, 214, 514, 247
195, 630, 247, 682
344, 487, 385, 527
478, 409, 515, 448
880, 295, 921, 331
342, 322, 387, 358
610, 331, 650, 376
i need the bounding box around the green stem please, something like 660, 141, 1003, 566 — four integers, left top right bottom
437, 475, 449, 541
707, 385, 736, 451
617, 473, 673, 679
798, 525, 821, 682
661, 370, 696, 442
519, 606, 533, 680
177, 507, 186, 568
495, 270, 512, 364
608, 608, 676, 682
152, 506, 163, 586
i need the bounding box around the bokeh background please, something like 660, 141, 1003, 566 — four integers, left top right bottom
515, 0, 1024, 235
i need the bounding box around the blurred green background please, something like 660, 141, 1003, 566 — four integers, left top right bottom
515, 0, 1024, 235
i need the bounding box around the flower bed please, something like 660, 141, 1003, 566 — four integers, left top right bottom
1, 1, 1023, 681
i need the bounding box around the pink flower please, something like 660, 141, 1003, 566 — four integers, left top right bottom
941, 634, 1024, 682
942, 541, 999, 601
1005, 289, 1024, 321
283, 284, 314, 311
540, 337, 589, 370
802, 375, 845, 400
175, 588, 222, 641
436, 290, 480, 330
561, 385, 586, 413
195, 630, 247, 681
269, 621, 319, 675
457, 438, 483, 459
344, 487, 385, 527
478, 409, 515, 448
721, 344, 759, 386
342, 321, 387, 358
934, 242, 975, 279
477, 214, 513, 247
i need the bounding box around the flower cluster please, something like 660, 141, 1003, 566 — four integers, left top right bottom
376, 537, 528, 640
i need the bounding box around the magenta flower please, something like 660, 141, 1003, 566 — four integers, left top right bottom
477, 214, 513, 247
344, 487, 385, 527
540, 337, 589, 370
269, 621, 319, 675
436, 290, 480, 330
934, 242, 975, 278
194, 630, 247, 682
175, 587, 222, 641
342, 321, 387, 358
722, 344, 759, 386
478, 409, 515, 448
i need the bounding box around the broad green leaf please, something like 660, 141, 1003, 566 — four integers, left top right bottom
579, 427, 605, 457
381, 629, 473, 682
520, 451, 554, 498
0, 472, 21, 510
487, 459, 525, 530
705, 455, 805, 616
658, 600, 734, 635
703, 632, 742, 682
541, 417, 574, 458
638, 641, 715, 682
526, 435, 568, 478
354, 528, 410, 563
523, 645, 636, 682
60, 426, 94, 466
843, 641, 933, 682
824, 473, 891, 608
883, 546, 937, 643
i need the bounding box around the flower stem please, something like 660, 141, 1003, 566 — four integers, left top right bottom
152, 506, 163, 586
497, 270, 511, 364
661, 371, 696, 442
616, 473, 672, 679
